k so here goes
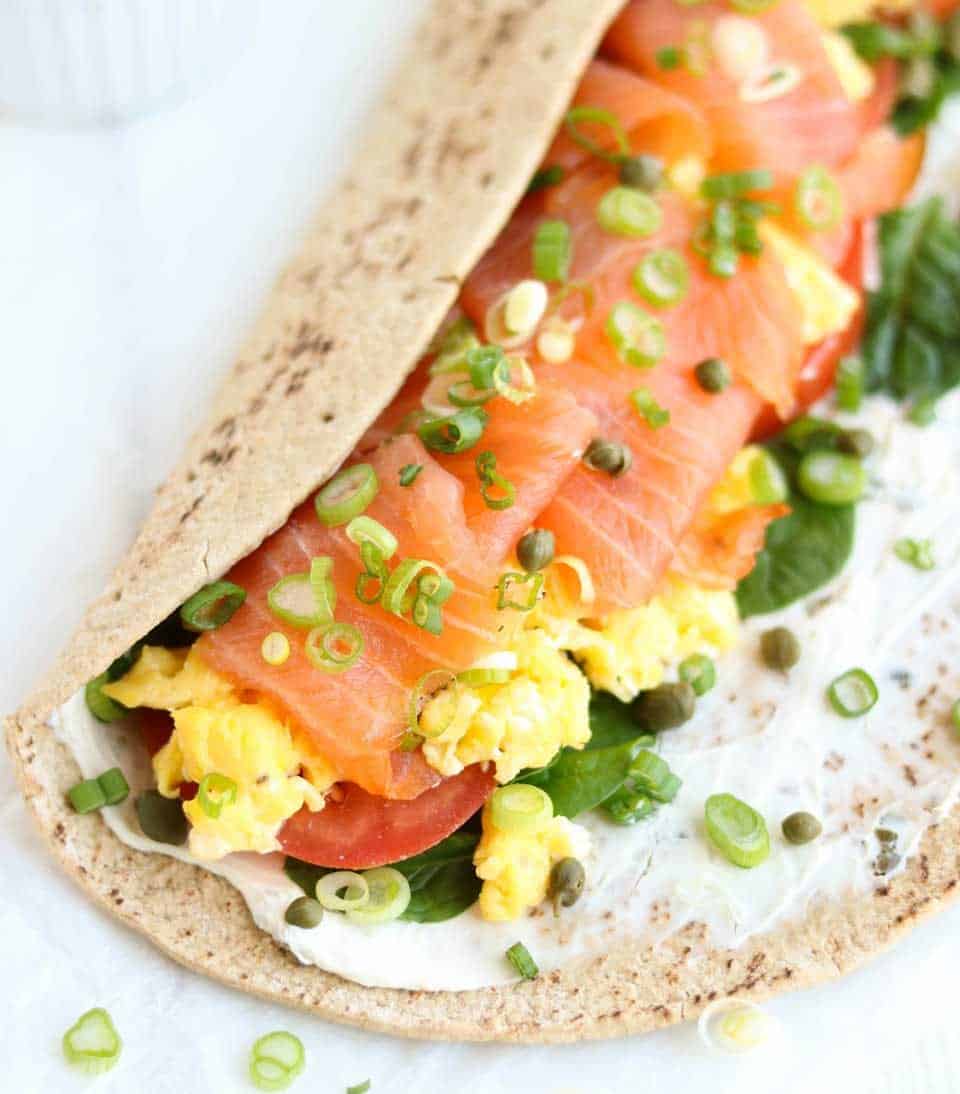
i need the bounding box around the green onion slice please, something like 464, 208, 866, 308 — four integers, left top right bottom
418, 407, 489, 454
316, 870, 370, 911
951, 699, 960, 735
700, 169, 775, 200
446, 378, 496, 408
68, 778, 107, 814
749, 449, 789, 504
835, 355, 864, 412
655, 45, 682, 70
563, 105, 630, 162
496, 571, 544, 611
383, 559, 455, 635
533, 219, 572, 283
475, 450, 516, 511
268, 572, 329, 629
505, 941, 539, 980
408, 669, 459, 739
632, 248, 689, 307
466, 345, 507, 390
894, 537, 935, 571
197, 772, 238, 819
180, 580, 246, 632
309, 556, 337, 619
704, 792, 771, 868
596, 186, 663, 238
493, 354, 537, 405
796, 450, 866, 506
528, 165, 565, 194
315, 464, 378, 527
356, 541, 390, 605
85, 673, 128, 723
346, 867, 412, 924
606, 302, 666, 368
98, 767, 130, 805
346, 516, 398, 560
249, 1031, 305, 1093
730, 0, 779, 9
490, 784, 554, 834
795, 165, 844, 232
828, 668, 879, 717
629, 749, 681, 803
399, 463, 422, 487
457, 667, 513, 687
678, 653, 716, 697
63, 1007, 122, 1076
305, 622, 365, 673
630, 387, 671, 429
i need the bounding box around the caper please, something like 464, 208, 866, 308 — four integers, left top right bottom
583, 438, 633, 478
618, 154, 663, 192
604, 788, 656, 826
548, 857, 586, 913
875, 827, 899, 845
901, 56, 935, 100
135, 790, 188, 846
948, 10, 960, 63
760, 626, 801, 671
631, 681, 696, 732
836, 428, 874, 459
782, 811, 822, 845
284, 895, 324, 929
874, 848, 902, 876
517, 529, 555, 573
693, 357, 731, 394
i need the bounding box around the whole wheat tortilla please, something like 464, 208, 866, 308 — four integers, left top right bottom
7, 0, 960, 1044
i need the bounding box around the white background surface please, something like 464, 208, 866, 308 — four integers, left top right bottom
2, 3, 959, 1091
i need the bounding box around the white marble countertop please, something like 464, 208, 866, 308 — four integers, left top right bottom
2, 3, 960, 1090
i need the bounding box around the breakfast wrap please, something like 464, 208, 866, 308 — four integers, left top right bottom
8, 0, 960, 1045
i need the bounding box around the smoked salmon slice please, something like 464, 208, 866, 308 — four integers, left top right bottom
672, 503, 790, 590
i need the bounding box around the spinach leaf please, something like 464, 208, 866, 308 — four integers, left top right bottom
862, 197, 960, 408
284, 855, 329, 896
588, 690, 654, 751
520, 737, 645, 818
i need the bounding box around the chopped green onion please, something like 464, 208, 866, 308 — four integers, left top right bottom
408, 669, 459, 739
835, 355, 864, 411
399, 463, 422, 487
180, 580, 246, 632
490, 784, 554, 834
382, 558, 455, 634
316, 871, 369, 911
249, 1031, 305, 1092
97, 767, 130, 805
828, 668, 879, 717
135, 790, 188, 845
632, 248, 689, 307
68, 777, 107, 814
84, 673, 128, 723
951, 699, 960, 735
583, 437, 633, 477
678, 654, 716, 696
268, 572, 329, 629
446, 378, 496, 408
496, 571, 543, 611
700, 169, 775, 200
796, 450, 866, 505
606, 302, 666, 368
457, 667, 513, 687
749, 449, 789, 504
894, 537, 935, 571
305, 622, 365, 672
629, 749, 681, 803
346, 516, 398, 560
596, 187, 663, 238
630, 387, 671, 429
315, 464, 378, 527
694, 357, 731, 394
197, 772, 238, 819
62, 1007, 122, 1075
506, 941, 539, 980
563, 105, 630, 163
619, 154, 664, 191
517, 528, 555, 572
655, 45, 682, 70
605, 787, 656, 825
729, 0, 779, 13
533, 219, 572, 283
528, 165, 564, 194
262, 631, 291, 665
466, 345, 507, 390
795, 165, 844, 232
704, 792, 770, 868
430, 319, 481, 376
346, 867, 411, 924
347, 1082, 372, 1094
355, 541, 389, 605
309, 556, 337, 619
418, 407, 489, 454
475, 450, 516, 510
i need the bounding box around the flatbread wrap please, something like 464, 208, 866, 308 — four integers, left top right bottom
8, 0, 960, 1045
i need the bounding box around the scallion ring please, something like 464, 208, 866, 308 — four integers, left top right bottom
62, 1007, 122, 1076
383, 558, 455, 635
355, 540, 391, 605
316, 870, 369, 912
309, 555, 337, 620
418, 407, 489, 454
563, 105, 630, 162
630, 386, 671, 429
249, 1031, 305, 1092
496, 571, 544, 611
700, 169, 774, 201
314, 464, 378, 527
475, 450, 516, 511
796, 450, 865, 506
345, 516, 398, 560
606, 302, 666, 368
827, 668, 878, 718
505, 941, 539, 980
533, 219, 572, 283
180, 580, 246, 632
795, 164, 844, 232
632, 248, 689, 307
197, 772, 238, 819
346, 867, 411, 924
704, 792, 770, 868
894, 537, 935, 571
408, 669, 459, 739
490, 784, 554, 834
749, 449, 789, 504
305, 622, 365, 673
596, 186, 663, 239
85, 673, 128, 723
457, 666, 513, 687
268, 572, 326, 629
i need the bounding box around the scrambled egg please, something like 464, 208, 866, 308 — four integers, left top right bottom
421, 631, 590, 784
709, 444, 772, 515
806, 0, 914, 29
103, 646, 331, 860
474, 801, 591, 921
761, 222, 860, 345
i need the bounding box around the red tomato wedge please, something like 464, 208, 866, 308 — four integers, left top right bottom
278, 764, 495, 869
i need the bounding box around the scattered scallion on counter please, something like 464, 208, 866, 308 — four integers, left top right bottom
249, 1031, 305, 1092
398, 463, 422, 487
315, 464, 379, 527
62, 1007, 122, 1075
827, 668, 879, 718
179, 580, 246, 632
505, 941, 539, 980
894, 537, 936, 570
704, 793, 770, 869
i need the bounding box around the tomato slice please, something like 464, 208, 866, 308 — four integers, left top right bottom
138, 709, 197, 800
278, 764, 496, 869
752, 220, 870, 440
